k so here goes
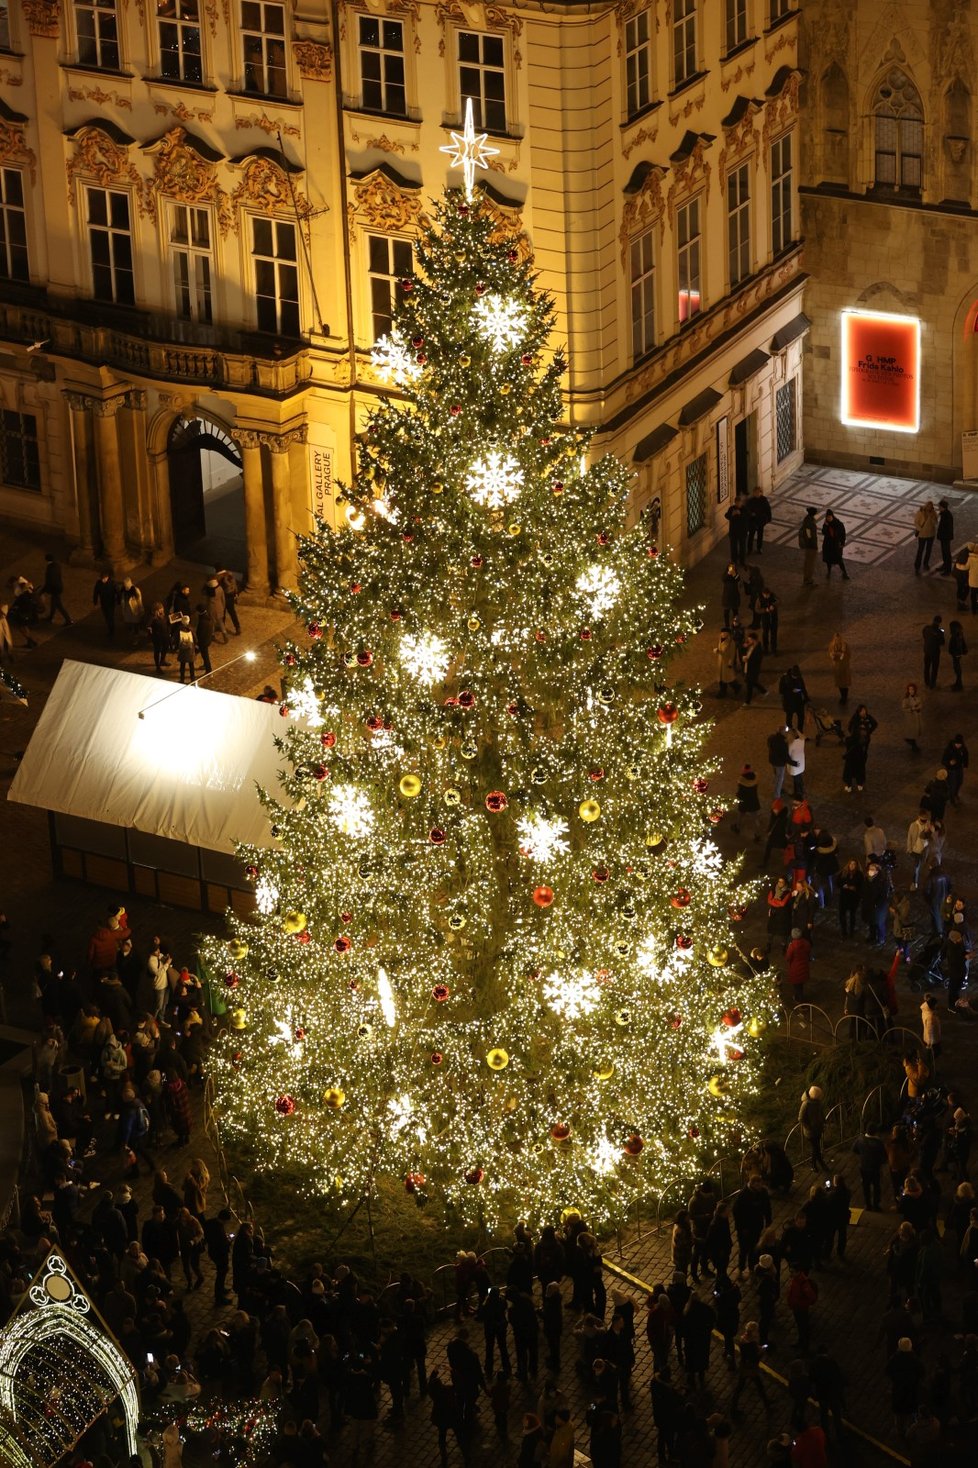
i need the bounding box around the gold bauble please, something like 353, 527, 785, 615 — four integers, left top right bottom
499, 382, 512, 395
430, 734, 447, 750
444, 787, 462, 805
431, 481, 444, 495
707, 948, 729, 968
708, 1074, 729, 1098
507, 523, 521, 537
504, 1094, 519, 1112
487, 1047, 509, 1070
399, 773, 423, 798
594, 1060, 615, 1081
322, 1087, 346, 1109
229, 939, 249, 960
579, 799, 601, 823
461, 740, 479, 760
467, 616, 481, 632
747, 1016, 766, 1039
459, 354, 471, 367
448, 913, 467, 930
230, 1008, 248, 1030
646, 832, 666, 852
283, 911, 307, 935
750, 946, 766, 962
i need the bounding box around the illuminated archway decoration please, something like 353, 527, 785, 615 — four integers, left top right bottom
0, 1251, 140, 1466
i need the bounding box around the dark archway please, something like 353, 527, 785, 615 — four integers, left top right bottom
167, 414, 246, 571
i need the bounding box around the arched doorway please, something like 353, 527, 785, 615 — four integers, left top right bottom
167, 413, 246, 570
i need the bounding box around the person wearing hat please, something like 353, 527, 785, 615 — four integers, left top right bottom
798, 1085, 826, 1173
517, 1412, 544, 1468
812, 828, 839, 907
176, 614, 198, 684
798, 507, 819, 586
731, 765, 761, 841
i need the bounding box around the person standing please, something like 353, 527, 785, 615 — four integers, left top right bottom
730, 764, 762, 841
713, 628, 740, 698
821, 510, 849, 580
913, 500, 938, 574
937, 498, 955, 575
721, 564, 741, 630
768, 726, 790, 800
92, 571, 117, 638
119, 577, 144, 643
758, 586, 779, 653
827, 633, 851, 706
906, 810, 932, 890
725, 497, 749, 564
176, 616, 198, 684
837, 860, 863, 936
942, 733, 969, 801
787, 1266, 818, 1352
41, 553, 73, 625
922, 615, 944, 689
746, 486, 772, 554
902, 683, 923, 752
787, 728, 806, 798
742, 632, 765, 705
779, 664, 809, 731
218, 568, 242, 635
194, 604, 215, 676
948, 619, 967, 690
203, 575, 230, 643
799, 1086, 826, 1173
148, 602, 170, 675
798, 507, 819, 586
852, 1124, 886, 1210
786, 927, 812, 1004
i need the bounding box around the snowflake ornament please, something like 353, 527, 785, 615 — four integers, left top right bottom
517, 812, 571, 864
287, 676, 324, 728
254, 876, 280, 916
466, 449, 524, 509
473, 294, 527, 352
371, 328, 422, 388
328, 783, 375, 838
576, 565, 621, 619
400, 631, 450, 684
543, 970, 601, 1021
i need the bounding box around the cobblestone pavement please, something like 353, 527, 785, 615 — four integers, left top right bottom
2, 471, 977, 1467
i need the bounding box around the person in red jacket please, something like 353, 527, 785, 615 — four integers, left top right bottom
785, 928, 812, 1003
791, 1414, 828, 1468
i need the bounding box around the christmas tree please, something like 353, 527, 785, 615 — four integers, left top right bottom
205, 126, 775, 1231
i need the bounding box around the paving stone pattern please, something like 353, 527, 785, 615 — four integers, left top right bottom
2, 473, 978, 1466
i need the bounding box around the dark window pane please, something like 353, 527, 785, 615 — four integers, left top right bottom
255, 260, 275, 296
368, 236, 389, 273
458, 31, 479, 61
87, 189, 108, 225
252, 217, 272, 255
392, 239, 412, 275
359, 15, 379, 46
280, 298, 300, 336
275, 222, 296, 260
110, 192, 130, 228
484, 35, 503, 65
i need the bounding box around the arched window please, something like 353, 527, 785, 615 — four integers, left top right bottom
874, 68, 923, 192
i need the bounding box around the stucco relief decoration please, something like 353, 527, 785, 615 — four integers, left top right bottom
933, 3, 974, 86
809, 0, 850, 66
623, 124, 658, 161
0, 68, 23, 86
293, 38, 333, 81
436, 0, 522, 65
619, 163, 667, 266
762, 69, 801, 147
720, 61, 755, 94
479, 190, 529, 261
230, 155, 313, 221
718, 102, 760, 187
66, 125, 150, 214
614, 0, 656, 58
0, 121, 37, 184
68, 85, 133, 109
235, 114, 301, 139
350, 129, 413, 156
145, 128, 235, 237
667, 139, 711, 213
347, 167, 424, 242
21, 0, 61, 37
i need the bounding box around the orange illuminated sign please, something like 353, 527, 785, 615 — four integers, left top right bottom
840, 309, 921, 434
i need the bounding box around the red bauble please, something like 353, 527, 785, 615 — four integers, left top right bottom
535, 630, 547, 643
429, 827, 446, 846
356, 650, 373, 667
708, 808, 725, 825
693, 777, 709, 794
688, 1125, 700, 1139
404, 1171, 425, 1193
597, 531, 609, 546
675, 933, 693, 950
295, 930, 311, 945
722, 1007, 743, 1028
334, 935, 351, 954
275, 1095, 296, 1116
485, 790, 508, 813
507, 249, 519, 263
657, 702, 678, 725
593, 867, 610, 884
313, 765, 329, 782
670, 1013, 683, 1030
412, 336, 424, 348
580, 629, 592, 641
458, 203, 469, 215
401, 278, 414, 291
550, 1123, 571, 1142
416, 353, 427, 365
533, 885, 555, 908
390, 609, 402, 621
474, 282, 486, 296
430, 1051, 443, 1065
624, 1134, 644, 1156
649, 545, 659, 558
366, 714, 383, 731
341, 911, 353, 923
471, 555, 484, 568
728, 905, 746, 923
433, 984, 451, 1001
285, 653, 297, 667
350, 583, 362, 595
521, 353, 534, 365
647, 644, 663, 660
670, 889, 692, 909
279, 704, 289, 718
465, 1166, 485, 1184
402, 532, 414, 543
552, 481, 564, 494
589, 767, 604, 782
294, 1027, 306, 1042
245, 864, 258, 878
224, 972, 240, 989
443, 696, 459, 708
458, 689, 475, 709
321, 731, 336, 749
507, 701, 519, 715
307, 623, 322, 638
450, 405, 462, 417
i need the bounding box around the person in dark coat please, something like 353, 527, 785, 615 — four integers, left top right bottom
681, 1294, 716, 1389
861, 860, 890, 946
746, 487, 773, 554
936, 498, 955, 574
853, 1125, 886, 1210
922, 614, 945, 690
480, 1286, 510, 1380
649, 1372, 684, 1462
730, 764, 761, 840
446, 1328, 485, 1439
742, 633, 765, 705
721, 564, 741, 629
41, 554, 73, 624
757, 586, 779, 653
534, 1225, 565, 1291
821, 510, 849, 579
768, 728, 790, 801
92, 571, 117, 637
733, 1176, 772, 1274
204, 1210, 233, 1304
948, 620, 967, 691
725, 498, 749, 564
798, 507, 819, 585
779, 666, 809, 732
165, 1075, 192, 1146
942, 733, 968, 801
194, 604, 215, 676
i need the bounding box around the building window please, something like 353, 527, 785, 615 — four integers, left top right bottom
629, 229, 655, 361
771, 132, 793, 255
76, 0, 120, 69
458, 31, 506, 134
776, 378, 797, 462
359, 15, 406, 117
727, 161, 751, 288
673, 0, 697, 88
725, 0, 747, 52
158, 0, 202, 83
86, 186, 134, 305
0, 168, 28, 283
252, 216, 299, 335
0, 411, 40, 492
0, 4, 10, 48
624, 10, 651, 119
677, 198, 701, 323
874, 69, 923, 191
242, 0, 287, 98
169, 204, 212, 323
769, 0, 792, 21
368, 234, 413, 342
685, 453, 707, 535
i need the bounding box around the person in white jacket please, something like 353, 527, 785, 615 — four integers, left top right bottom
787, 729, 806, 798
906, 813, 933, 890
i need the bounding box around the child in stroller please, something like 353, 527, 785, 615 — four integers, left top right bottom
812, 706, 846, 746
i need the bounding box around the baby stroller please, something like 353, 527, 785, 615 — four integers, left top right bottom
811, 706, 846, 746
908, 935, 945, 993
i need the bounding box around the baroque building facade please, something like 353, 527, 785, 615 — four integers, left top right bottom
0, 0, 804, 587
799, 0, 978, 482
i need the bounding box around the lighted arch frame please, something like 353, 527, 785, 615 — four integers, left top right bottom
0, 1255, 139, 1461
840, 308, 921, 434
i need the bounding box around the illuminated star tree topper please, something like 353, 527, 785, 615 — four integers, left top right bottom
439, 97, 501, 200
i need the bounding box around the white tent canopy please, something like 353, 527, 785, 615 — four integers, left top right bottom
8, 659, 285, 853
